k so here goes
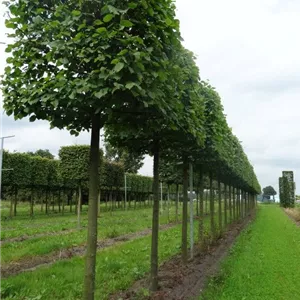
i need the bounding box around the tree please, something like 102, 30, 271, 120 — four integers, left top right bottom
2, 1, 182, 298
27, 149, 54, 160
104, 140, 144, 174
263, 185, 277, 201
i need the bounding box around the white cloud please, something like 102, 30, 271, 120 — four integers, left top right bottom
1, 0, 300, 194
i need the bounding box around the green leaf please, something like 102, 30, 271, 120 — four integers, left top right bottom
125, 82, 136, 90
165, 18, 172, 26
114, 62, 124, 73
96, 27, 107, 34
111, 58, 119, 65
128, 3, 138, 9
103, 14, 114, 23
72, 10, 81, 16
120, 20, 133, 27
29, 115, 36, 122
95, 88, 109, 99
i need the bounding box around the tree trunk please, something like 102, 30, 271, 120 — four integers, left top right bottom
77, 184, 82, 229
58, 189, 61, 213
41, 190, 43, 212
98, 189, 101, 217
10, 192, 14, 218
150, 139, 160, 291
209, 173, 215, 240
199, 169, 204, 244
110, 191, 113, 215
14, 188, 18, 217
30, 188, 34, 217
189, 162, 194, 260
62, 189, 65, 216
181, 158, 188, 264
196, 188, 199, 217
218, 178, 222, 234
175, 184, 179, 223
224, 184, 227, 226
45, 190, 48, 214
83, 116, 101, 300
205, 189, 208, 214
52, 192, 55, 212
232, 187, 236, 221
167, 185, 170, 223
229, 185, 232, 222
69, 191, 73, 213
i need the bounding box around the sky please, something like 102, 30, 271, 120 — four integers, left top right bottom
1, 0, 300, 194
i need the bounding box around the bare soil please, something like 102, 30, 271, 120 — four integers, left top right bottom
1, 222, 179, 278
111, 213, 255, 300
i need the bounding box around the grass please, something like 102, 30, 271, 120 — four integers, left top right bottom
1, 217, 216, 300
200, 204, 300, 300
285, 206, 300, 222
1, 206, 180, 264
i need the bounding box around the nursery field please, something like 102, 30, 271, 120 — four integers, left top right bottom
200, 204, 300, 300
1, 200, 227, 299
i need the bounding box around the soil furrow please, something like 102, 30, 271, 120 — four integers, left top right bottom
110, 213, 255, 300
0, 228, 80, 245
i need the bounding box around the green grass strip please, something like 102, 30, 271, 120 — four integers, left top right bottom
200, 205, 300, 300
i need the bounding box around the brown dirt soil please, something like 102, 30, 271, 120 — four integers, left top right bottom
110, 213, 255, 300
1, 222, 179, 278
284, 208, 300, 226
0, 228, 79, 245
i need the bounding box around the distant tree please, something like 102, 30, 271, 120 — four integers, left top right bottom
104, 141, 144, 174
27, 149, 54, 160
263, 186, 277, 200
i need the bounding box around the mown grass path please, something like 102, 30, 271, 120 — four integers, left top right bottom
200, 204, 300, 300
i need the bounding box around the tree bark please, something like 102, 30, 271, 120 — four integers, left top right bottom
62, 189, 65, 216
198, 168, 204, 244
30, 188, 34, 217
205, 189, 208, 214
218, 178, 222, 234
232, 187, 236, 221
58, 189, 61, 213
181, 158, 188, 264
83, 116, 101, 300
175, 184, 179, 223
224, 184, 227, 226
14, 188, 18, 217
10, 191, 14, 218
167, 184, 170, 223
150, 139, 160, 291
45, 190, 48, 215
98, 189, 101, 217
77, 184, 82, 229
209, 173, 215, 240
229, 185, 232, 222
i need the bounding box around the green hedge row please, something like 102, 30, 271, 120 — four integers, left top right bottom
3, 146, 159, 195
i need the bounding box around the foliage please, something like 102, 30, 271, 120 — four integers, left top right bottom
104, 140, 144, 174
2, 152, 32, 187
279, 171, 295, 208
101, 160, 124, 191
26, 149, 54, 160
2, 0, 182, 133
262, 186, 277, 197
59, 145, 103, 185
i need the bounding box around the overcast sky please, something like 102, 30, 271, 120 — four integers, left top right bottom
1, 0, 300, 194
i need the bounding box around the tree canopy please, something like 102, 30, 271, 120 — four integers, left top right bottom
263, 186, 277, 197
26, 149, 54, 159
104, 140, 144, 174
